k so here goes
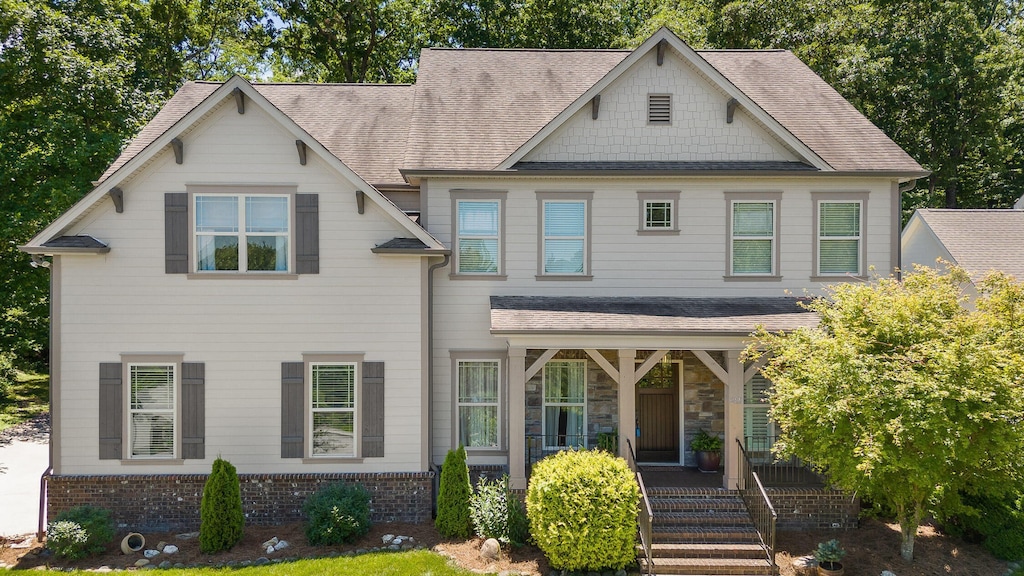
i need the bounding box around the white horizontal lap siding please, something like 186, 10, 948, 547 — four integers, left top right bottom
56, 103, 426, 474
523, 51, 799, 164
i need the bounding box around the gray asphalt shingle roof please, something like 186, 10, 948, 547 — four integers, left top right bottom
95, 41, 924, 188
490, 296, 818, 335
915, 209, 1024, 279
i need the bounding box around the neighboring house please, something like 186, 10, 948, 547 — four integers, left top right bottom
902, 208, 1024, 282
21, 28, 926, 530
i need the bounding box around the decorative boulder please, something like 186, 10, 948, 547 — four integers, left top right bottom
481, 538, 501, 562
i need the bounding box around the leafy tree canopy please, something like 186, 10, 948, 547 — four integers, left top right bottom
746, 264, 1024, 561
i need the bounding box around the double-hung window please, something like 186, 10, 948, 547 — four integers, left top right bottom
539, 194, 591, 277
727, 194, 779, 277
543, 360, 586, 449
195, 194, 290, 273
817, 200, 863, 276
457, 360, 500, 448
129, 364, 176, 459
456, 200, 500, 274
310, 363, 357, 457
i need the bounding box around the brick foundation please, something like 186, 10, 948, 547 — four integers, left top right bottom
47, 472, 434, 532
767, 487, 860, 530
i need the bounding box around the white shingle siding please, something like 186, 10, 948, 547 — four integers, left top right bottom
524, 51, 799, 164
58, 103, 426, 474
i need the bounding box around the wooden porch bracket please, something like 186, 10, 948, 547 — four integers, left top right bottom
634, 350, 669, 381
693, 349, 729, 384
525, 348, 560, 381
744, 355, 768, 383
584, 349, 618, 381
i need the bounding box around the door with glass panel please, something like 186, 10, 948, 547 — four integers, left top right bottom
635, 361, 679, 462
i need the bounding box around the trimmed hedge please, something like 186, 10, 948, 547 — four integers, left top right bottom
526, 449, 639, 571
200, 458, 245, 553
435, 446, 472, 538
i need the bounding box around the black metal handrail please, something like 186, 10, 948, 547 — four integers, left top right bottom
737, 438, 777, 573
626, 439, 653, 576
744, 435, 824, 487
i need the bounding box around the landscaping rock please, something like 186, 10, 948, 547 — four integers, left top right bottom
388, 544, 400, 551
261, 537, 279, 549
162, 545, 178, 555
254, 557, 269, 566
143, 550, 160, 559
173, 563, 184, 568
156, 542, 166, 552
157, 560, 171, 569
382, 534, 395, 545
134, 560, 150, 568
881, 572, 897, 576
266, 546, 275, 554
480, 538, 500, 562
273, 540, 289, 551
175, 532, 198, 540
793, 555, 817, 576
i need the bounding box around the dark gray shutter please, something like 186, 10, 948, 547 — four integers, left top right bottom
281, 362, 305, 458
181, 363, 205, 459
99, 363, 123, 460
361, 362, 385, 457
295, 194, 319, 274
165, 192, 189, 274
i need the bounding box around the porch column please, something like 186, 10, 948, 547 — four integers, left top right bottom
617, 349, 636, 461
509, 347, 528, 490
724, 350, 745, 490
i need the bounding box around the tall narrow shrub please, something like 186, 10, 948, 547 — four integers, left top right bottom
436, 445, 472, 538
200, 458, 245, 553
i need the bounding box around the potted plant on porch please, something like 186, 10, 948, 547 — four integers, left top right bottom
813, 539, 846, 576
690, 429, 722, 472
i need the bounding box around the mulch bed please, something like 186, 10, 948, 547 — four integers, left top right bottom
1, 517, 1012, 575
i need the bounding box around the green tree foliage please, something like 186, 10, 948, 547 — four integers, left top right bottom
200, 457, 245, 553
746, 264, 1024, 561
469, 475, 529, 547
526, 449, 639, 571
435, 445, 472, 538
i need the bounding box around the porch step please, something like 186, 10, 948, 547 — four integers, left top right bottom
642, 543, 766, 559
637, 556, 773, 575
654, 510, 753, 527
651, 498, 747, 513
652, 525, 760, 545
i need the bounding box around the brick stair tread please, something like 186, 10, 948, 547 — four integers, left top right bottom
646, 543, 766, 554
650, 498, 745, 507
641, 558, 770, 567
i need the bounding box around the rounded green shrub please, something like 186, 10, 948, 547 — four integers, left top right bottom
470, 475, 529, 547
435, 445, 472, 538
47, 505, 115, 559
526, 449, 640, 571
302, 482, 372, 545
200, 457, 245, 553
0, 352, 16, 405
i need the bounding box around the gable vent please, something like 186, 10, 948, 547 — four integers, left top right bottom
648, 94, 671, 125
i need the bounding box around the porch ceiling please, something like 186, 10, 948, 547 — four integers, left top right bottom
489, 296, 818, 337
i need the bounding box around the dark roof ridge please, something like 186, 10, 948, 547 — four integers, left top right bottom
422, 47, 631, 53
192, 80, 414, 87
696, 48, 790, 53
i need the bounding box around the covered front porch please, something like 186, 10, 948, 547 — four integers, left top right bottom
490, 295, 820, 491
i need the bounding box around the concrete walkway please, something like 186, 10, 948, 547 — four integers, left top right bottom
0, 415, 50, 537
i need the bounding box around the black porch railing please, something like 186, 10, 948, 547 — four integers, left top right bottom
744, 435, 824, 487
737, 438, 777, 573
626, 439, 654, 576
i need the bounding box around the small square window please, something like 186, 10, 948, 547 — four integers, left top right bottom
644, 201, 673, 229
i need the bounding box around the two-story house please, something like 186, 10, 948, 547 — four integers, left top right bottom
21, 28, 925, 532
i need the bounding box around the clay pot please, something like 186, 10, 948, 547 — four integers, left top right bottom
121, 533, 145, 554
817, 561, 844, 576
696, 450, 721, 472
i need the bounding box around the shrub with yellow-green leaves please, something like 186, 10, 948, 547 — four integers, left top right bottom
526, 449, 639, 571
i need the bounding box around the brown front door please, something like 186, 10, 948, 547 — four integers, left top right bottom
636, 361, 679, 462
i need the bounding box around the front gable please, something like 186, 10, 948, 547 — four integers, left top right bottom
521, 47, 802, 165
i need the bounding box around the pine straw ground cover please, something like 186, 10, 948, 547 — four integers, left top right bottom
0, 517, 1014, 575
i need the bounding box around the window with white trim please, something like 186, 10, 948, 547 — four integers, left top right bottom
310, 363, 357, 457
543, 360, 586, 449
129, 364, 176, 459
818, 201, 862, 275
731, 200, 775, 275
195, 194, 289, 272
457, 360, 500, 448
456, 200, 500, 274
542, 200, 587, 275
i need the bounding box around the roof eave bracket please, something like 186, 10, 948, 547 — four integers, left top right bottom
591, 95, 601, 120
295, 140, 307, 166
108, 187, 124, 213
356, 190, 365, 214
170, 137, 183, 164
233, 87, 245, 114
656, 39, 668, 66
726, 98, 739, 124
